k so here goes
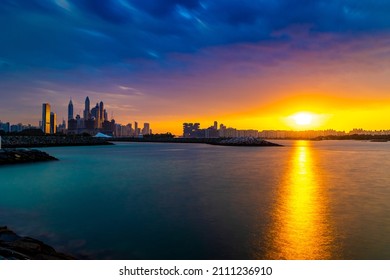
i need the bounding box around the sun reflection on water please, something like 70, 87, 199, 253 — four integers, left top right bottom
264, 141, 334, 259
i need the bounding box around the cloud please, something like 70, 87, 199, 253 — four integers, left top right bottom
0, 0, 389, 75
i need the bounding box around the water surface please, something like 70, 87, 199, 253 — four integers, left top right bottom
1, 140, 389, 259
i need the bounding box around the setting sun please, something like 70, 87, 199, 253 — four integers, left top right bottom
293, 113, 313, 126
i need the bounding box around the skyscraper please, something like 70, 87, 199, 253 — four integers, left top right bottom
99, 101, 104, 122
142, 123, 150, 135
68, 99, 74, 121
134, 121, 138, 136
84, 96, 90, 121
91, 103, 101, 128
42, 103, 51, 134
50, 112, 57, 134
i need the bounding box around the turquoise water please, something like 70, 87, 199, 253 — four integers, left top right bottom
1, 140, 390, 259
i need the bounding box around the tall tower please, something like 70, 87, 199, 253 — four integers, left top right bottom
50, 112, 57, 134
68, 99, 74, 121
91, 103, 101, 128
84, 96, 90, 121
42, 103, 51, 134
99, 101, 104, 123
134, 121, 138, 136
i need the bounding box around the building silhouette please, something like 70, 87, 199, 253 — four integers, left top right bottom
84, 96, 90, 121
142, 123, 150, 135
183, 123, 200, 138
50, 112, 57, 134
68, 99, 73, 121
42, 103, 51, 134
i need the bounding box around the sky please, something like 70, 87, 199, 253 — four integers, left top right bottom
0, 0, 389, 134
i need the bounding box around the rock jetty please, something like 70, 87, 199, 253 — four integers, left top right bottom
0, 226, 74, 260
0, 149, 58, 165
111, 136, 282, 146
1, 135, 113, 148
211, 137, 282, 146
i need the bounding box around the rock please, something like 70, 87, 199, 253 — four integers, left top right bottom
0, 226, 74, 260
0, 149, 58, 165
209, 137, 282, 146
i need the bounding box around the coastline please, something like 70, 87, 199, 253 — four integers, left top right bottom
1, 135, 114, 148
0, 226, 74, 260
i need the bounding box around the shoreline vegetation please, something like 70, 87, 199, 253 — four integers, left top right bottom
0, 226, 73, 260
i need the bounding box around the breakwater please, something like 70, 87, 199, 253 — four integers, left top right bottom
111, 136, 282, 146
1, 135, 113, 148
209, 137, 282, 146
0, 226, 73, 260
0, 149, 58, 165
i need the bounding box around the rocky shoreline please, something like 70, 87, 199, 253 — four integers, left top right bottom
112, 136, 283, 146
1, 135, 113, 148
0, 226, 74, 260
0, 149, 58, 165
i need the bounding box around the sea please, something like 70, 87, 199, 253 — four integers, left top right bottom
1, 140, 389, 260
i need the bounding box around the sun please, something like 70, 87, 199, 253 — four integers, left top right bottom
292, 112, 313, 126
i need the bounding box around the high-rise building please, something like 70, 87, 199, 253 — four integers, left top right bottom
142, 123, 150, 135
50, 112, 57, 134
134, 121, 138, 136
68, 99, 74, 121
183, 123, 200, 138
214, 121, 218, 130
91, 103, 101, 128
84, 96, 90, 121
103, 109, 108, 122
42, 103, 51, 134
99, 101, 104, 122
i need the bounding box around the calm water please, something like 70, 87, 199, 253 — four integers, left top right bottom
1, 140, 390, 259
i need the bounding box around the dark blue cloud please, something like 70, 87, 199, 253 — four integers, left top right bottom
0, 0, 389, 75
131, 0, 199, 17
71, 0, 132, 24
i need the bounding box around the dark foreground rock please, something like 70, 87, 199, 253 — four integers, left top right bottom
0, 149, 58, 165
0, 226, 74, 260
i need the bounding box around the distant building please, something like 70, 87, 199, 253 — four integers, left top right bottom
68, 99, 73, 121
99, 101, 104, 124
84, 96, 90, 121
0, 121, 10, 133
50, 112, 57, 134
134, 121, 138, 136
205, 127, 219, 138
91, 103, 101, 129
42, 103, 51, 134
142, 123, 150, 135
58, 119, 66, 133
68, 119, 77, 132
183, 123, 200, 138
11, 123, 23, 133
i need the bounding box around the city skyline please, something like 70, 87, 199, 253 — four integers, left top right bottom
0, 1, 389, 135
